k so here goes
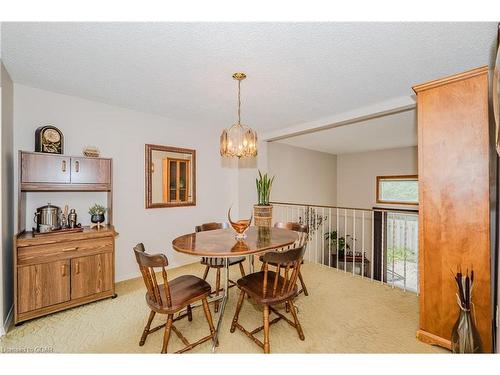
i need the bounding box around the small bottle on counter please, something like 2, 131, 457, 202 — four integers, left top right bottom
68, 209, 77, 229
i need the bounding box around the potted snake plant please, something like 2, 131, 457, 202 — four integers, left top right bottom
254, 170, 275, 227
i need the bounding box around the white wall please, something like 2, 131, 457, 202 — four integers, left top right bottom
336, 146, 418, 209
1, 61, 14, 335
268, 142, 337, 206
237, 140, 268, 219
13, 84, 239, 282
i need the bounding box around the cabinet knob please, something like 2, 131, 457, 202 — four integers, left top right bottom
62, 160, 67, 172
61, 264, 67, 277
75, 261, 80, 275
75, 160, 80, 173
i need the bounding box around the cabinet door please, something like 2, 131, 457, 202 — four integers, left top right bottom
21, 153, 71, 183
71, 253, 113, 299
70, 157, 111, 184
17, 260, 71, 314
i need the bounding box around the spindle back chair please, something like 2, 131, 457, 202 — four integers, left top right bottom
260, 222, 309, 296
274, 222, 308, 247
230, 245, 306, 353
134, 243, 215, 353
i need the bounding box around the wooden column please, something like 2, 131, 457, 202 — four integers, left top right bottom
413, 66, 493, 352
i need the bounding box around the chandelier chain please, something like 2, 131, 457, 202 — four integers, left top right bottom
237, 79, 241, 124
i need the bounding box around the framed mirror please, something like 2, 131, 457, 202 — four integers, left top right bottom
145, 144, 196, 208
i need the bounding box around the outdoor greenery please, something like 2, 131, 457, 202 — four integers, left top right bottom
255, 170, 275, 206
386, 246, 417, 262
379, 179, 418, 203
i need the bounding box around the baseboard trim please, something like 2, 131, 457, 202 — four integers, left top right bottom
1, 305, 14, 337
416, 329, 452, 350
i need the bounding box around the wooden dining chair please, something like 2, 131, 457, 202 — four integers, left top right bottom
195, 222, 246, 312
259, 222, 309, 296
230, 245, 306, 353
134, 243, 216, 353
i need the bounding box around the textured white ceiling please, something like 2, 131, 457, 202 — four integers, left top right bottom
277, 109, 417, 154
1, 22, 497, 131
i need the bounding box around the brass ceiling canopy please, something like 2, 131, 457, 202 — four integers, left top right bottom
232, 72, 247, 80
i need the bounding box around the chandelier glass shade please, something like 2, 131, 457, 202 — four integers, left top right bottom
220, 73, 258, 158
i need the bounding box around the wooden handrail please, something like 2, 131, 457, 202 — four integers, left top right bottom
269, 201, 418, 214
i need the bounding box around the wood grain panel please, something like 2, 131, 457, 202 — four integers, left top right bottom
17, 260, 70, 314
70, 157, 111, 184
414, 66, 492, 352
18, 237, 113, 266
71, 253, 113, 299
21, 152, 70, 183
17, 225, 117, 247
17, 290, 114, 323
20, 182, 111, 192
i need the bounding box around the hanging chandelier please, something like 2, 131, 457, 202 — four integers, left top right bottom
220, 72, 258, 158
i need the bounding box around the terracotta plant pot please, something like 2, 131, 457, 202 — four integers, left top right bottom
254, 204, 273, 227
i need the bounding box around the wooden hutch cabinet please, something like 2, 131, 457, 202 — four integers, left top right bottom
14, 151, 117, 324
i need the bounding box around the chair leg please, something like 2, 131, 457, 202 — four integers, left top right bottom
215, 268, 221, 313
239, 262, 246, 277
202, 298, 216, 344
263, 305, 270, 354
139, 310, 156, 346
202, 265, 210, 280
187, 304, 193, 322
161, 314, 174, 354
289, 301, 305, 340
298, 270, 309, 296
230, 290, 246, 333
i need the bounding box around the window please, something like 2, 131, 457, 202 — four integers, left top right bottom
376, 175, 418, 205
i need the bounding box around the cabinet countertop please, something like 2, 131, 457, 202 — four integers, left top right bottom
16, 225, 118, 247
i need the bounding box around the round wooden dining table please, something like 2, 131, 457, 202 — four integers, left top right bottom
172, 226, 298, 351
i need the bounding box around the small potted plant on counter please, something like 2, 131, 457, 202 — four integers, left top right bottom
89, 204, 107, 229
254, 170, 275, 227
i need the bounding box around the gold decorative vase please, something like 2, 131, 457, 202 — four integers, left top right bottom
253, 204, 273, 227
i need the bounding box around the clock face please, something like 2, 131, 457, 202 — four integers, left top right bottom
43, 128, 61, 143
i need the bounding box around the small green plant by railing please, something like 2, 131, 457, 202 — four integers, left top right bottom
256, 170, 275, 206
324, 231, 353, 256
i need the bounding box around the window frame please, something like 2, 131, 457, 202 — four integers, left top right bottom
376, 175, 419, 206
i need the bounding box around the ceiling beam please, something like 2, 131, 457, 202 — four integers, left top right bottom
262, 95, 416, 142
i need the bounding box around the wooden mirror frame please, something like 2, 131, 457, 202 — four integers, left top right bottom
145, 144, 196, 209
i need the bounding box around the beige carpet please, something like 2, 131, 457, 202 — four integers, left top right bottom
0, 262, 447, 353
